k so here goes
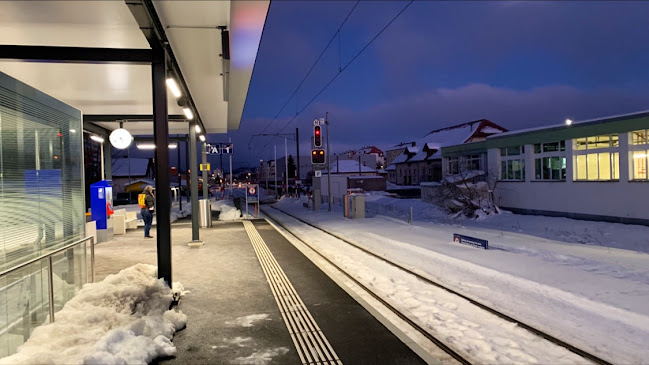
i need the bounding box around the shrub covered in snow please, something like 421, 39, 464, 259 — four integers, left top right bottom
1, 264, 187, 365
437, 171, 501, 219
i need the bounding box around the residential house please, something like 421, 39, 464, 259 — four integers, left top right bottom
111, 157, 155, 192
384, 141, 415, 167
388, 119, 508, 186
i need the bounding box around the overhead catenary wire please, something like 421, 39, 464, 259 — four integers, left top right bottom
256, 1, 361, 137
258, 0, 415, 154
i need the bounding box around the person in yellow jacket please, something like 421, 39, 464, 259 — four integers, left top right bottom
141, 186, 155, 238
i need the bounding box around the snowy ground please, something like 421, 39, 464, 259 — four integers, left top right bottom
386, 182, 422, 190
0, 264, 187, 365
267, 198, 649, 363
212, 199, 243, 221
365, 191, 649, 253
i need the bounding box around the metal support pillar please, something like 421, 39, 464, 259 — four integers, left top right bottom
284, 138, 288, 196
185, 137, 190, 203
229, 137, 233, 198
326, 112, 331, 212
177, 136, 182, 211
202, 142, 208, 200
219, 148, 224, 186
189, 121, 200, 242
103, 141, 112, 180
296, 127, 300, 191
152, 44, 172, 285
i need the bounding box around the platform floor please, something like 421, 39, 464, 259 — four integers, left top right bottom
94, 220, 427, 365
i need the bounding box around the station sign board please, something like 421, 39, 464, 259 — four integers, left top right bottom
205, 143, 234, 155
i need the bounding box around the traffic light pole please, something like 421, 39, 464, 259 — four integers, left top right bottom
296, 127, 300, 195
284, 137, 288, 196
229, 137, 233, 198
326, 112, 331, 212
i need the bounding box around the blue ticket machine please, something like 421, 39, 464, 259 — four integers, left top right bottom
90, 180, 114, 242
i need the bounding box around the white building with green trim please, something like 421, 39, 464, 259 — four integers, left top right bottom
440, 110, 649, 225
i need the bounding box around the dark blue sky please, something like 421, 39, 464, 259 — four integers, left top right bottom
220, 1, 649, 168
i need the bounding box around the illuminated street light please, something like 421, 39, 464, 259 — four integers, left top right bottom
183, 108, 194, 120
166, 78, 182, 98
565, 119, 573, 126
90, 135, 104, 143
199, 135, 206, 142
137, 143, 156, 150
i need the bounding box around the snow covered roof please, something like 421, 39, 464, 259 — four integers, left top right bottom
325, 159, 377, 173
125, 179, 155, 186
406, 146, 419, 154
384, 141, 416, 152
348, 176, 384, 179
419, 119, 506, 148
390, 119, 507, 165
390, 153, 408, 165
489, 109, 649, 140
443, 170, 485, 183
112, 158, 151, 177
385, 164, 396, 171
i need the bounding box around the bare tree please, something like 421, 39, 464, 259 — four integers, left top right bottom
435, 169, 501, 218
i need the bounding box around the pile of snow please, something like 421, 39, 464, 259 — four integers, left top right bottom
1, 264, 187, 365
386, 182, 421, 190
213, 199, 242, 221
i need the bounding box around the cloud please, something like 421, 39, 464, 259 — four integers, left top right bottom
233, 83, 648, 166
305, 83, 649, 146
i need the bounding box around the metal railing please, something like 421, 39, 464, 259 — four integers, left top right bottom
0, 236, 95, 323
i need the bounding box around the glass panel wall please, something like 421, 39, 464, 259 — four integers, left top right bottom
0, 72, 86, 356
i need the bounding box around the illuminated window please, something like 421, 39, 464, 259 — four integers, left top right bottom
573, 133, 620, 181
632, 150, 648, 180
533, 141, 565, 181
631, 129, 648, 145
575, 134, 619, 150
499, 146, 525, 181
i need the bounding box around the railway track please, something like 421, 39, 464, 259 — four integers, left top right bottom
263, 205, 613, 365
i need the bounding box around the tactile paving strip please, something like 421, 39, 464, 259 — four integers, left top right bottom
243, 220, 343, 365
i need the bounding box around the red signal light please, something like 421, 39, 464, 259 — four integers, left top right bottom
314, 126, 322, 147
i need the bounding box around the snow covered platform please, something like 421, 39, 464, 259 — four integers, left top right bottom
93, 220, 426, 364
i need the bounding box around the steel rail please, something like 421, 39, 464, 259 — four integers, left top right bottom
262, 209, 470, 365
266, 206, 613, 365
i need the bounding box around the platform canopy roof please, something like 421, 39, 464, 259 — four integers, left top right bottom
0, 0, 269, 135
